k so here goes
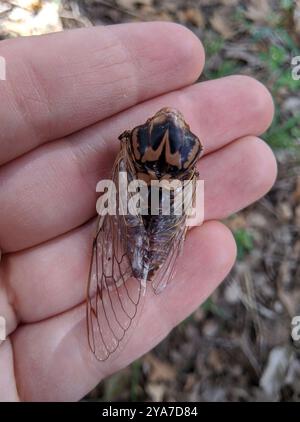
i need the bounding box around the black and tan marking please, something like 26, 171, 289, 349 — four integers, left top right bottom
119, 108, 203, 181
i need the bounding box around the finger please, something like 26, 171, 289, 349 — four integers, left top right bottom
202, 136, 277, 219
0, 339, 19, 401
11, 221, 236, 401
0, 76, 274, 252
0, 22, 204, 165
1, 135, 276, 324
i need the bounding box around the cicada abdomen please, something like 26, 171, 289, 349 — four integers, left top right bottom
87, 108, 203, 360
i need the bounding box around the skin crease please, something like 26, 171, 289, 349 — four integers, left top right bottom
0, 22, 277, 401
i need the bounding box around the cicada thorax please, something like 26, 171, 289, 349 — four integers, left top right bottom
125, 107, 202, 179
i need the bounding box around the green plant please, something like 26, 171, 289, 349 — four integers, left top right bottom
234, 228, 254, 260
265, 113, 300, 149
130, 359, 142, 401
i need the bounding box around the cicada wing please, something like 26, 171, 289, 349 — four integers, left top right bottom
86, 151, 147, 362
86, 214, 143, 361
150, 217, 187, 295
151, 174, 197, 295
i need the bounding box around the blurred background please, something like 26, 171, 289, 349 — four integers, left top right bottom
1, 0, 299, 402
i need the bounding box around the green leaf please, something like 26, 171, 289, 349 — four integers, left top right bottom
234, 229, 254, 260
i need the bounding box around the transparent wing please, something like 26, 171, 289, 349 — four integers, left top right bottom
150, 215, 187, 295
86, 149, 147, 362
151, 174, 197, 294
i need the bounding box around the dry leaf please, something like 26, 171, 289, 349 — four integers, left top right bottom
277, 202, 293, 221
178, 7, 205, 28
207, 349, 224, 373
146, 383, 165, 402
145, 354, 176, 383
294, 0, 300, 34
117, 0, 152, 9
2, 2, 62, 36
210, 9, 235, 39
245, 0, 271, 23
153, 11, 173, 21
9, 0, 42, 11
227, 214, 247, 231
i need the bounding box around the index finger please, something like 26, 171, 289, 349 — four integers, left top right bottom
0, 22, 204, 165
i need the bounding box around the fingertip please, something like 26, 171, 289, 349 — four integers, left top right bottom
162, 22, 205, 80
184, 221, 237, 290
226, 75, 275, 134
241, 135, 278, 197
200, 220, 237, 276
128, 21, 205, 84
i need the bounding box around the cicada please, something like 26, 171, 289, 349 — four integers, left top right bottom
87, 108, 203, 361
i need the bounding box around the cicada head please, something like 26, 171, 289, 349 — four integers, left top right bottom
120, 108, 203, 180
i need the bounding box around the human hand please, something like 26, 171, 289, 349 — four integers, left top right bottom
0, 22, 276, 401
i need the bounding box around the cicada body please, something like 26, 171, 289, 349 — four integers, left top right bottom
87, 108, 203, 361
